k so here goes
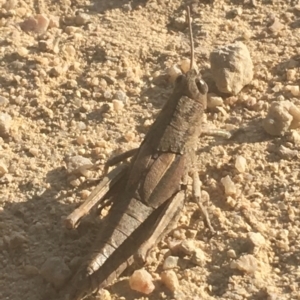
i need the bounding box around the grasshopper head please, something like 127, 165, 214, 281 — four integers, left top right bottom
174, 68, 208, 109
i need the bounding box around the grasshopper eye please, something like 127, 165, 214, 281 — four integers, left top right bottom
195, 78, 208, 95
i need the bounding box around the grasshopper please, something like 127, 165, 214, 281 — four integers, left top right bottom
61, 7, 229, 300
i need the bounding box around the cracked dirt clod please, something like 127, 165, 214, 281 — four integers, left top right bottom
210, 41, 253, 95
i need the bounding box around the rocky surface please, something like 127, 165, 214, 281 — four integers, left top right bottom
1, 1, 300, 300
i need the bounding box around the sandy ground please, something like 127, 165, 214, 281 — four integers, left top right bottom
1, 0, 300, 299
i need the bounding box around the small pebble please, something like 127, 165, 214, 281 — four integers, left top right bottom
179, 239, 195, 256
35, 14, 50, 33
75, 13, 90, 26
286, 69, 297, 81
0, 161, 8, 177
129, 269, 155, 295
290, 85, 300, 96
161, 270, 179, 292
80, 189, 90, 199
163, 256, 179, 270
0, 96, 9, 106
268, 18, 284, 34
235, 155, 247, 173
40, 257, 71, 289
168, 65, 182, 84
0, 112, 12, 137
124, 131, 135, 142
248, 232, 266, 247
180, 59, 191, 74
207, 94, 224, 108
114, 90, 127, 102
29, 148, 39, 157
227, 249, 237, 258
191, 249, 206, 266
230, 254, 257, 274
221, 175, 237, 196
23, 265, 39, 276
76, 135, 87, 145
66, 155, 93, 176
95, 289, 111, 300
112, 99, 124, 112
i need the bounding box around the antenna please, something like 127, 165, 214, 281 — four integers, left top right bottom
186, 5, 194, 71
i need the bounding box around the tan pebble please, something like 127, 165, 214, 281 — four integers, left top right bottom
0, 161, 8, 177
5, 0, 17, 10
28, 148, 39, 157
179, 239, 195, 255
0, 112, 12, 137
191, 249, 206, 266
20, 16, 37, 32
207, 94, 224, 108
17, 47, 28, 57
263, 101, 292, 136
35, 14, 50, 33
76, 135, 87, 145
180, 59, 191, 74
163, 256, 179, 270
129, 269, 155, 295
112, 99, 124, 112
143, 119, 152, 127
268, 18, 284, 34
235, 155, 247, 173
23, 265, 39, 276
75, 13, 90, 26
248, 232, 266, 247
48, 15, 60, 28
287, 69, 297, 81
221, 175, 236, 196
167, 65, 182, 84
290, 85, 299, 96
227, 249, 237, 258
95, 289, 111, 300
161, 270, 179, 292
230, 254, 257, 274
124, 131, 135, 142
80, 189, 90, 199
64, 45, 76, 57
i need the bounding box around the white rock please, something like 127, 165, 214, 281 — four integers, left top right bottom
221, 175, 236, 196
161, 270, 179, 292
235, 155, 247, 173
66, 155, 93, 176
112, 99, 124, 112
210, 42, 253, 95
248, 232, 266, 247
0, 112, 12, 137
129, 269, 155, 295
